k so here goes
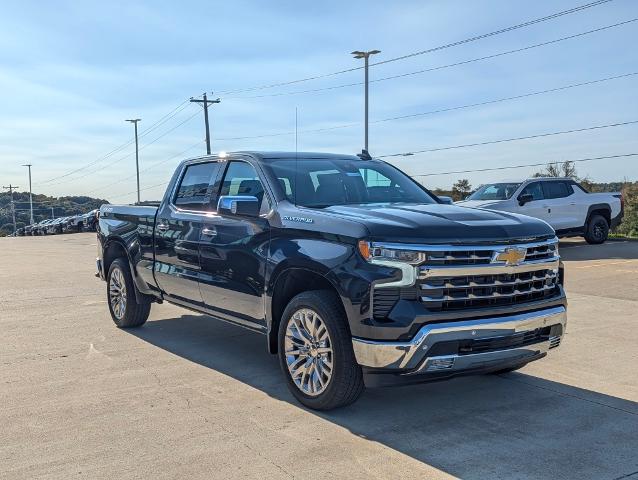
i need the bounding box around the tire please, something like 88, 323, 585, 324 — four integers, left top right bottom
584, 214, 609, 244
278, 290, 364, 410
106, 258, 150, 328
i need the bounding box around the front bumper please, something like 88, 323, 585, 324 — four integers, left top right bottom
352, 306, 566, 382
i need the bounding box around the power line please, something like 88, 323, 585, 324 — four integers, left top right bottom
89, 140, 204, 195
36, 100, 194, 185
43, 108, 202, 188
379, 119, 638, 157
212, 71, 638, 142
229, 18, 637, 100
219, 0, 614, 95
371, 0, 615, 68
412, 153, 638, 177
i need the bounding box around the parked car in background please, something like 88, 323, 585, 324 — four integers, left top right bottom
84, 209, 98, 231
457, 177, 623, 244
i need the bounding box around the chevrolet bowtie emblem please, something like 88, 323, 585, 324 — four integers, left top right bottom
493, 247, 527, 266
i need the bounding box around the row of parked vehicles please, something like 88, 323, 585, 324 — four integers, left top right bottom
16, 209, 98, 236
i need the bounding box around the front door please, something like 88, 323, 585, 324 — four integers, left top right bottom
154, 160, 221, 305
517, 181, 552, 225
198, 160, 271, 331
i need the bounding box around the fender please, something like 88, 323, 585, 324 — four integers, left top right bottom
585, 203, 611, 225
102, 236, 159, 302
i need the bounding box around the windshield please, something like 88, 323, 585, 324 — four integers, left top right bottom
266, 158, 436, 208
467, 183, 521, 201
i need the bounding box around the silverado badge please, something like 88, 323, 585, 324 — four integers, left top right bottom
493, 247, 527, 266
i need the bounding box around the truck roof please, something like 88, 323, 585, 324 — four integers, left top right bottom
180, 151, 364, 165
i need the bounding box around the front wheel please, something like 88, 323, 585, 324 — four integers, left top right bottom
107, 258, 150, 328
584, 214, 609, 244
278, 290, 364, 410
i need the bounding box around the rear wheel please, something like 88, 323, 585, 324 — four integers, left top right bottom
584, 214, 609, 244
107, 258, 150, 328
278, 290, 364, 410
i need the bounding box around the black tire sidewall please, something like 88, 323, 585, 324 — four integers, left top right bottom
586, 214, 609, 244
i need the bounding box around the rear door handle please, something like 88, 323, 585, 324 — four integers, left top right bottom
157, 223, 169, 232
202, 227, 217, 237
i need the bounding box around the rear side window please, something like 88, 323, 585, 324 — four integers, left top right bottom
543, 181, 573, 199
174, 162, 221, 211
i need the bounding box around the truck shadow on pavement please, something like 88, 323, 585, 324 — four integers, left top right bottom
129, 314, 638, 480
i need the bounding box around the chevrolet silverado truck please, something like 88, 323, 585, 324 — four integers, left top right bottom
96, 152, 567, 410
457, 177, 623, 244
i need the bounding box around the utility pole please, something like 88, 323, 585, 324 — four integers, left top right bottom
51, 206, 55, 219
190, 92, 221, 155
2, 184, 19, 234
22, 164, 34, 224
351, 50, 381, 154
125, 119, 142, 204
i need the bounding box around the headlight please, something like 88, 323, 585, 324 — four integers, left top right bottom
358, 241, 426, 264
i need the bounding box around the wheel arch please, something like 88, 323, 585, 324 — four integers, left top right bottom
586, 203, 611, 226
267, 267, 346, 354
103, 238, 155, 304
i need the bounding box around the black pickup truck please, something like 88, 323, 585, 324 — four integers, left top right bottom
97, 151, 567, 410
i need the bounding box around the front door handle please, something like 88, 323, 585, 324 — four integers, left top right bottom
202, 227, 217, 237
157, 223, 169, 232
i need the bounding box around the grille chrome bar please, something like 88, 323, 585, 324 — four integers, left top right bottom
421, 283, 556, 302
420, 271, 557, 290
420, 257, 559, 278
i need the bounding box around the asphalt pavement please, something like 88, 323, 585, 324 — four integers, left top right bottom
1, 234, 637, 480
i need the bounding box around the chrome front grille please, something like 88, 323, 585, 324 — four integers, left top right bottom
372, 237, 561, 318
420, 269, 558, 311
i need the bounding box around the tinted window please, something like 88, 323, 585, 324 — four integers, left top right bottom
175, 162, 220, 211
520, 182, 544, 201
543, 181, 572, 199
265, 158, 436, 207
220, 161, 269, 214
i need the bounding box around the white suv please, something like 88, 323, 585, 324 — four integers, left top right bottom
457, 178, 623, 244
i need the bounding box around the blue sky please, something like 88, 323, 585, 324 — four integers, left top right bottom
1, 0, 637, 203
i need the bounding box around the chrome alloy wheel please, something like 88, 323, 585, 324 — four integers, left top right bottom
109, 267, 127, 320
284, 308, 333, 396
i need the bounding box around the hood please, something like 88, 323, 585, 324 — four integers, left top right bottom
320, 203, 554, 244
455, 199, 505, 209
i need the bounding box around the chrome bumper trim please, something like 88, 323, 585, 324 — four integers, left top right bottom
351, 306, 566, 372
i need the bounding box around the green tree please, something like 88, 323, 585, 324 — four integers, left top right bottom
451, 179, 472, 201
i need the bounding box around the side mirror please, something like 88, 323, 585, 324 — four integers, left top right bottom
437, 195, 454, 205
518, 193, 534, 206
217, 195, 259, 217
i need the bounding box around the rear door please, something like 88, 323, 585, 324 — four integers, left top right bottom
517, 181, 552, 224
541, 180, 578, 230
198, 159, 271, 331
154, 160, 221, 305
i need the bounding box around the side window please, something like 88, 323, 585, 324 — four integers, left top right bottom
220, 161, 269, 214
543, 181, 572, 199
359, 168, 392, 187
520, 182, 544, 201
174, 162, 220, 211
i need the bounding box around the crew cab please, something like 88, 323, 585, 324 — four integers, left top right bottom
457, 177, 623, 244
96, 152, 567, 410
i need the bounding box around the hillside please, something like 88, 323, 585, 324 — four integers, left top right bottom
0, 192, 109, 235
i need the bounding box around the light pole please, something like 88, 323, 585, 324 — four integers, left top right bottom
351, 50, 380, 153
22, 164, 34, 224
125, 119, 141, 204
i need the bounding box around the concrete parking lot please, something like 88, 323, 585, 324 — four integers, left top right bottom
1, 233, 637, 480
